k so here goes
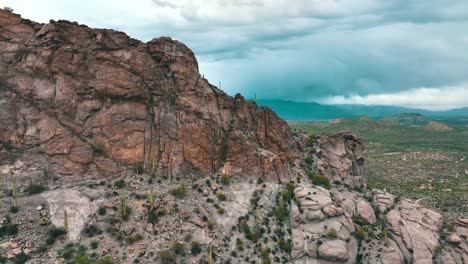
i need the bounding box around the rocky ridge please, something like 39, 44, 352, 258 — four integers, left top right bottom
0, 9, 466, 264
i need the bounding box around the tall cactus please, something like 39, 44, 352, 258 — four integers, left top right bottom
12, 176, 17, 209
64, 209, 68, 230
120, 198, 127, 220
209, 243, 213, 264
148, 190, 155, 209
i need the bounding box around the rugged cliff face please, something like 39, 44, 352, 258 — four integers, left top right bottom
0, 9, 300, 183
0, 10, 466, 264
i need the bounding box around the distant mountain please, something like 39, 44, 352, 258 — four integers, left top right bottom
254, 99, 468, 121
381, 113, 431, 126
254, 99, 350, 121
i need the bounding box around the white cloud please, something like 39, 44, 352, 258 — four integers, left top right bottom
321, 84, 468, 111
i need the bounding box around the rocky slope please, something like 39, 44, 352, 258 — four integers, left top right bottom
0, 10, 466, 264
0, 9, 300, 185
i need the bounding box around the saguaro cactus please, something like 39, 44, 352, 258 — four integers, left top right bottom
148, 190, 155, 209
209, 243, 213, 264
12, 176, 18, 209
64, 209, 68, 229
120, 198, 128, 220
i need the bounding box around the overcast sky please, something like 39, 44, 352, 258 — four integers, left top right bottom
2, 0, 468, 110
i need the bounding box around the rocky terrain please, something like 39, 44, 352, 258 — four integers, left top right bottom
0, 9, 467, 264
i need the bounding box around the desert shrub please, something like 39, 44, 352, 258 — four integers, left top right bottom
170, 182, 187, 198
447, 222, 456, 232
90, 240, 99, 249
260, 248, 271, 264
148, 209, 158, 224
220, 174, 231, 185
113, 180, 125, 189
26, 184, 46, 195
236, 238, 244, 251
172, 241, 185, 255
0, 223, 18, 237
96, 256, 114, 264
216, 192, 227, 201
133, 162, 144, 174
127, 233, 143, 244
3, 7, 13, 13
81, 224, 103, 237
159, 250, 176, 264
45, 227, 67, 245
356, 227, 367, 240
250, 190, 261, 208
310, 174, 331, 189
13, 253, 29, 264
191, 241, 202, 256
278, 239, 292, 253
98, 207, 107, 216
326, 228, 337, 238
217, 207, 225, 214
274, 198, 289, 222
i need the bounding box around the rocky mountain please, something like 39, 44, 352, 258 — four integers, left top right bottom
0, 9, 300, 184
0, 10, 466, 264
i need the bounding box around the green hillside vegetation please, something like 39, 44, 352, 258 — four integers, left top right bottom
291, 117, 468, 220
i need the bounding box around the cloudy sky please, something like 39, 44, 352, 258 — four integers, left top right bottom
2, 0, 468, 110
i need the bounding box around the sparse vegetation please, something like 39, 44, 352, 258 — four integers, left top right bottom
216, 192, 227, 201
26, 184, 46, 195
114, 180, 126, 189
159, 249, 176, 263
170, 182, 187, 198
326, 228, 338, 238
45, 226, 67, 245
133, 162, 144, 174
191, 241, 202, 256
220, 174, 231, 185
0, 223, 18, 237
309, 174, 331, 189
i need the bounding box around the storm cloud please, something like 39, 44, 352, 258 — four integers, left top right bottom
3, 0, 468, 110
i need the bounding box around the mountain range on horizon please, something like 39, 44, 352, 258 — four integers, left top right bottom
254, 99, 468, 121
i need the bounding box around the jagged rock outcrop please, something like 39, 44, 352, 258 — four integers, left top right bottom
0, 10, 300, 184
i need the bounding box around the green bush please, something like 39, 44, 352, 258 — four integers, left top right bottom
45, 227, 67, 245
0, 223, 18, 237
310, 174, 331, 189
172, 241, 185, 255
220, 174, 231, 185
278, 239, 292, 253
81, 224, 103, 237
236, 238, 244, 251
98, 207, 107, 216
159, 250, 176, 264
133, 162, 144, 175
127, 233, 143, 244
356, 227, 367, 240
90, 240, 99, 249
13, 253, 29, 264
260, 248, 271, 264
26, 184, 46, 195
274, 199, 289, 222
113, 180, 126, 189
326, 228, 338, 238
170, 182, 187, 198
190, 241, 202, 256
216, 192, 227, 201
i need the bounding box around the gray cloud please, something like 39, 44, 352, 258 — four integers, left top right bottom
4, 0, 468, 110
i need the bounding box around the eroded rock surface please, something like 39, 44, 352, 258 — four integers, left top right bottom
0, 9, 300, 184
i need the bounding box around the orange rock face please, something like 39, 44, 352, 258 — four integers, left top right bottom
0, 10, 301, 182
